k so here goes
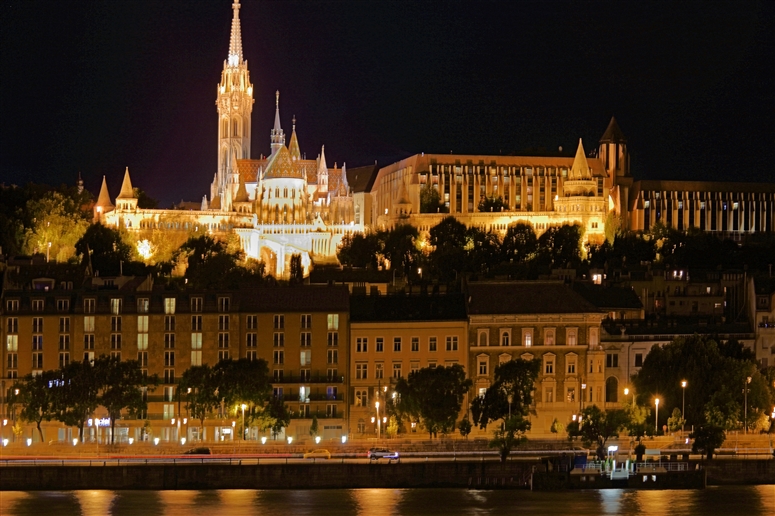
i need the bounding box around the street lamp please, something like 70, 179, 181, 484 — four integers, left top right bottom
375, 401, 381, 439
580, 383, 587, 413
241, 404, 247, 441
744, 376, 752, 434
624, 387, 635, 408
654, 398, 660, 435
681, 380, 687, 435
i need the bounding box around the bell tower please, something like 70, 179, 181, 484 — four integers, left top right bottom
215, 0, 254, 211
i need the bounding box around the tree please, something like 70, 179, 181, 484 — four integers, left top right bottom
133, 187, 159, 209
392, 364, 472, 439
567, 405, 629, 460
466, 226, 501, 276
667, 408, 685, 433
96, 356, 158, 444
535, 223, 583, 270
458, 417, 472, 439
267, 396, 291, 439
75, 223, 134, 276
180, 365, 220, 440
691, 424, 725, 460
53, 360, 101, 442
420, 183, 446, 213
14, 370, 58, 443
383, 224, 422, 281
337, 232, 381, 269
477, 195, 507, 213
501, 222, 537, 264
309, 415, 319, 439
175, 235, 244, 289
289, 254, 303, 283
428, 216, 469, 283
214, 358, 273, 414
23, 190, 91, 262
490, 414, 531, 462
471, 358, 541, 429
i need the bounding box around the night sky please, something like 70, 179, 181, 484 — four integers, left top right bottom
2, 0, 773, 206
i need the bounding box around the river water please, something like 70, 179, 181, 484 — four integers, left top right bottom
1, 486, 773, 515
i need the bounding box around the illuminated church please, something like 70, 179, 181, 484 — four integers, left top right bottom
96, 0, 360, 277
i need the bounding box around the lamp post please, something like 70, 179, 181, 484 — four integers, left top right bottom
176, 383, 182, 443
681, 380, 687, 436
654, 398, 660, 435
579, 383, 586, 414
375, 401, 381, 439
241, 404, 247, 441
744, 376, 752, 434
624, 387, 635, 408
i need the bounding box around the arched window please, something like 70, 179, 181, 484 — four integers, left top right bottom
605, 377, 619, 403
478, 331, 488, 347
233, 119, 239, 137
222, 119, 228, 138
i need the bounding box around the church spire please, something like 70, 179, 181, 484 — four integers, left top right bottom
270, 90, 285, 155
569, 139, 592, 180
227, 0, 243, 67
289, 115, 301, 160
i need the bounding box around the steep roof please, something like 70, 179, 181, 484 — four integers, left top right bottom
466, 281, 602, 315
288, 118, 301, 160
600, 117, 626, 144
238, 286, 350, 312
568, 139, 592, 180
572, 283, 643, 310
96, 176, 114, 210
117, 167, 135, 199
346, 164, 379, 193
350, 293, 467, 322
264, 145, 304, 180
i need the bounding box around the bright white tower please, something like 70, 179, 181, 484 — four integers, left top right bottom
214, 0, 254, 211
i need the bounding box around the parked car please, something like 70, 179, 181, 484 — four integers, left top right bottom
368, 447, 400, 463
303, 449, 331, 460
183, 447, 212, 455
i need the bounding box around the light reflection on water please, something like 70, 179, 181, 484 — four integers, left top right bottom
1, 486, 773, 516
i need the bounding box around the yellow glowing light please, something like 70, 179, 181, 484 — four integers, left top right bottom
247, 86, 253, 96
136, 239, 155, 260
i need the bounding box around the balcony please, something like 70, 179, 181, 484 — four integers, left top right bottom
272, 374, 345, 384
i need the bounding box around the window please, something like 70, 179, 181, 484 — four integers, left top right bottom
83, 351, 94, 364
634, 353, 643, 368
545, 329, 555, 346
327, 314, 339, 330
606, 353, 619, 368
273, 350, 284, 365
111, 316, 121, 332
567, 328, 577, 346
246, 314, 257, 330
273, 332, 284, 347
191, 315, 202, 331
165, 315, 176, 332
300, 332, 311, 347
218, 297, 230, 312
545, 386, 554, 403
56, 299, 70, 312
137, 298, 149, 313
544, 355, 555, 375
478, 357, 488, 376
191, 333, 202, 350
429, 337, 437, 352
138, 351, 148, 367
273, 369, 284, 381
326, 404, 337, 418
218, 333, 229, 348
356, 337, 368, 353
32, 299, 44, 311
328, 332, 339, 346
164, 351, 175, 367
500, 330, 511, 347
83, 299, 95, 314
218, 315, 229, 331
375, 363, 384, 379
478, 330, 489, 347
7, 352, 18, 371
589, 327, 599, 347
191, 297, 203, 312
393, 337, 402, 352
411, 337, 419, 352
7, 299, 19, 312
247, 333, 257, 348
411, 361, 420, 374
7, 335, 19, 352
33, 317, 43, 333
356, 363, 368, 379
392, 363, 402, 379
7, 317, 18, 334
300, 369, 311, 381
327, 349, 338, 364
59, 317, 70, 333
164, 333, 175, 349
300, 349, 311, 367
567, 356, 577, 375
164, 298, 176, 314
376, 338, 384, 352
218, 350, 230, 361
273, 314, 285, 329
83, 334, 94, 350
523, 329, 533, 347
355, 389, 368, 407
110, 298, 122, 315
111, 334, 122, 349
301, 314, 311, 329
246, 350, 256, 361
58, 334, 70, 350
84, 316, 95, 333
446, 336, 459, 351
567, 387, 576, 403
32, 334, 43, 350
164, 369, 175, 384
137, 315, 148, 332
327, 368, 339, 381
32, 352, 44, 369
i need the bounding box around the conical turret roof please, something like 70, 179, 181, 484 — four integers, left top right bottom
234, 173, 250, 203
288, 116, 301, 160
569, 139, 592, 180
117, 167, 135, 199
96, 176, 114, 210
600, 117, 626, 144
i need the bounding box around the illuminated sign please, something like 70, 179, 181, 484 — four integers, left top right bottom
87, 418, 111, 427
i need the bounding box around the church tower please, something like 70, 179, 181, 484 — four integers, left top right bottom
215, 0, 254, 211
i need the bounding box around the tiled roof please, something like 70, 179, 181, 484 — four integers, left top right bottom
350, 293, 467, 322
346, 164, 379, 193
237, 286, 350, 312
572, 283, 643, 310
466, 281, 602, 315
